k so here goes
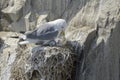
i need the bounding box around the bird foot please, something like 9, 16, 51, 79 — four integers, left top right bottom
41, 40, 57, 47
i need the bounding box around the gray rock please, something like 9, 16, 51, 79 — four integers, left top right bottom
0, 0, 120, 80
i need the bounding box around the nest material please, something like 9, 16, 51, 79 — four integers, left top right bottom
30, 47, 76, 80
10, 46, 77, 80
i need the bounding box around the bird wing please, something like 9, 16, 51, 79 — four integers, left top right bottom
36, 29, 59, 40
26, 23, 59, 40
36, 23, 55, 35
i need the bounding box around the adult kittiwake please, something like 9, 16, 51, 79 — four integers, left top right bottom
19, 19, 67, 45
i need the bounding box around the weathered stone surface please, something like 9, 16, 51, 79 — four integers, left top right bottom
0, 0, 120, 80
0, 0, 11, 31
2, 0, 26, 21
0, 32, 21, 80
1, 0, 71, 32
65, 0, 120, 80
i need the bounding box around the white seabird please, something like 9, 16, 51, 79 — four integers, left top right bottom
19, 19, 67, 45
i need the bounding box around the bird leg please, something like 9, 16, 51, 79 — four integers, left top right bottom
58, 31, 67, 45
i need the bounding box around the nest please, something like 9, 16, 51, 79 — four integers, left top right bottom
10, 45, 77, 80
28, 47, 77, 80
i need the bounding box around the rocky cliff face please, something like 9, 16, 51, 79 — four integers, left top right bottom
0, 0, 120, 80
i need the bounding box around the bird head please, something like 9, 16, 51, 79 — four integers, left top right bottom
55, 19, 67, 31
48, 19, 67, 31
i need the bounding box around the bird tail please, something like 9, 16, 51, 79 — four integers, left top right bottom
18, 41, 30, 45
